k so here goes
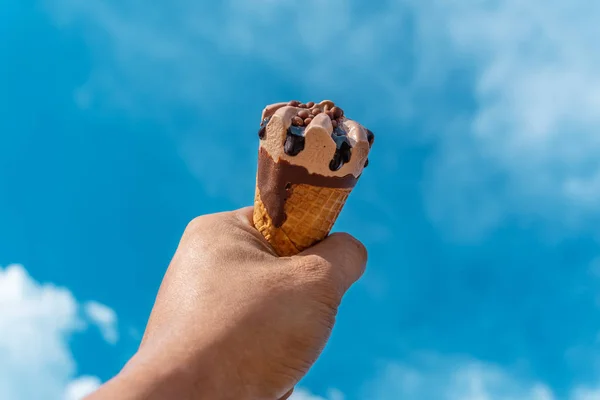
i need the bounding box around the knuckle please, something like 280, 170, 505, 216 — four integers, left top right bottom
184, 213, 231, 238
184, 215, 206, 234
331, 232, 368, 261
295, 254, 330, 279
290, 254, 341, 303
302, 253, 329, 268
181, 215, 222, 250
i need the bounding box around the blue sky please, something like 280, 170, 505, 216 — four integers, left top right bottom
2, 0, 600, 399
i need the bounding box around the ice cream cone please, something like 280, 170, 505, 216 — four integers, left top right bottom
254, 183, 352, 256
253, 100, 374, 256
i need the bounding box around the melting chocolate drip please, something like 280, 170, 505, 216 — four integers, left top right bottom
360, 129, 375, 168
257, 148, 358, 227
258, 117, 270, 140
329, 154, 342, 171
284, 126, 306, 156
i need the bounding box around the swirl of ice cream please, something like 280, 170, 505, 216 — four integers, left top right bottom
258, 100, 374, 178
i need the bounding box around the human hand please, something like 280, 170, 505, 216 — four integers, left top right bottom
89, 207, 367, 400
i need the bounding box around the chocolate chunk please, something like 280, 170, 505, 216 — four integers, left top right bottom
321, 100, 335, 110
304, 117, 313, 125
331, 107, 343, 119
310, 108, 322, 116
366, 129, 375, 146
364, 158, 369, 168
326, 111, 334, 119
298, 109, 310, 119
288, 100, 301, 106
258, 124, 266, 139
329, 152, 343, 171
306, 101, 315, 108
298, 103, 308, 108
292, 116, 304, 126
284, 131, 305, 156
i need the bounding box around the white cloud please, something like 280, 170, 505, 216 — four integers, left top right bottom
45, 0, 600, 236
41, 0, 411, 204
415, 0, 600, 238
0, 264, 115, 400
364, 356, 554, 400
64, 376, 102, 400
290, 388, 344, 400
84, 301, 118, 345
572, 388, 600, 400
362, 354, 600, 400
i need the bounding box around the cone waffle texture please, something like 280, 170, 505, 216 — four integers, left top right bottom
254, 183, 351, 257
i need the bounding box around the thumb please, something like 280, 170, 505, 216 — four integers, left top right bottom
299, 232, 368, 294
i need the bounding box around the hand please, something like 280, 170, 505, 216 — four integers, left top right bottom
88, 207, 367, 400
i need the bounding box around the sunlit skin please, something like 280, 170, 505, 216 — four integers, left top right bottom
87, 207, 367, 400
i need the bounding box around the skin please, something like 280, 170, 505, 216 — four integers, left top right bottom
87, 207, 367, 400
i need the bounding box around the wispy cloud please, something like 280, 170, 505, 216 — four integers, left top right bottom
84, 301, 118, 345
46, 0, 600, 236
290, 387, 344, 400
416, 0, 600, 238
45, 0, 412, 117
362, 353, 600, 400
43, 0, 416, 204
64, 376, 102, 400
0, 264, 115, 400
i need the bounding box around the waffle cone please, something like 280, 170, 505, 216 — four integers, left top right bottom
254, 183, 352, 257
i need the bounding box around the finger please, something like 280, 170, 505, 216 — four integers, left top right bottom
232, 205, 279, 256
299, 232, 368, 294
234, 206, 255, 226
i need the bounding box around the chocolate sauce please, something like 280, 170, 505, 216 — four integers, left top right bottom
258, 125, 266, 139
284, 126, 306, 156
258, 117, 270, 140
329, 152, 343, 171
366, 129, 375, 147
329, 126, 352, 171
339, 141, 352, 163
284, 135, 305, 156
257, 147, 358, 227
257, 102, 376, 178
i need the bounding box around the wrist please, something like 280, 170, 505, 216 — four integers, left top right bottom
125, 349, 205, 399
87, 345, 220, 400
